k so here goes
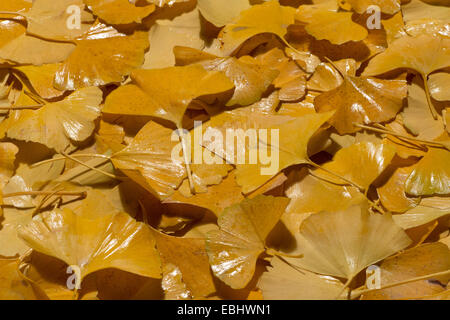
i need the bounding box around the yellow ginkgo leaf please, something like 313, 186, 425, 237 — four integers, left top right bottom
164, 171, 244, 217
402, 0, 450, 25
393, 205, 450, 230
285, 168, 365, 215
381, 12, 406, 45
14, 64, 65, 99
314, 74, 407, 134
197, 0, 250, 27
200, 56, 279, 106
6, 87, 102, 152
314, 142, 396, 192
206, 195, 290, 289
219, 0, 296, 55
258, 256, 346, 300
143, 9, 205, 69
363, 35, 450, 76
153, 231, 216, 298
304, 11, 368, 45
361, 243, 450, 300
24, 0, 94, 41
0, 142, 18, 188
0, 207, 33, 257
110, 121, 186, 200
235, 112, 333, 194
307, 59, 357, 92
363, 34, 450, 119
0, 0, 31, 16
339, 0, 401, 14
377, 165, 420, 213
104, 65, 234, 127
0, 20, 75, 66
0, 259, 37, 300
402, 81, 445, 140
54, 24, 149, 91
84, 0, 155, 25
429, 73, 450, 101
292, 202, 412, 279
18, 208, 161, 281
405, 148, 450, 196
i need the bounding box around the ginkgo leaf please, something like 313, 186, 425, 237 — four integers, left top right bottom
103, 65, 234, 126
200, 56, 279, 106
292, 202, 412, 279
0, 259, 37, 300
339, 0, 401, 14
303, 11, 368, 45
0, 207, 33, 257
285, 168, 365, 215
308, 141, 396, 192
0, 20, 75, 65
18, 208, 161, 281
164, 171, 244, 216
2, 161, 65, 209
429, 73, 450, 101
307, 59, 357, 92
206, 195, 290, 289
0, 142, 18, 188
24, 0, 94, 41
405, 148, 450, 196
14, 64, 65, 99
402, 81, 445, 140
393, 205, 450, 230
363, 34, 450, 77
361, 243, 450, 300
314, 74, 407, 134
258, 256, 346, 300
219, 0, 296, 55
377, 165, 420, 213
84, 0, 155, 25
153, 231, 216, 298
0, 0, 31, 18
110, 121, 186, 200
381, 12, 406, 45
162, 263, 191, 300
6, 87, 102, 152
197, 0, 250, 27
143, 9, 205, 69
54, 25, 149, 91
235, 112, 334, 194
402, 0, 450, 25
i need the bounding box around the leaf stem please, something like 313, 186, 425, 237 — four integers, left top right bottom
178, 130, 196, 195
32, 153, 111, 167
351, 269, 450, 299
2, 190, 87, 198
354, 123, 447, 150
421, 73, 438, 120
60, 152, 126, 181
307, 160, 365, 193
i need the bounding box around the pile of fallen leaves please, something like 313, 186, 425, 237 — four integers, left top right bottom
0, 0, 449, 300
